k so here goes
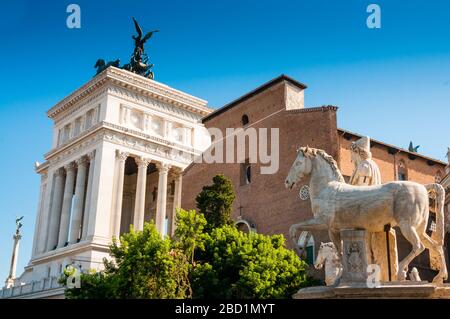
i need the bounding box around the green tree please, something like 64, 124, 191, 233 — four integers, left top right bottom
173, 208, 207, 264
191, 225, 310, 299
60, 208, 312, 299
60, 222, 191, 299
195, 174, 236, 232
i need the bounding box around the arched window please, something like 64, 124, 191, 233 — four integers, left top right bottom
241, 114, 249, 126
397, 160, 408, 181
235, 219, 256, 233
245, 165, 251, 184
240, 160, 251, 185
298, 231, 315, 265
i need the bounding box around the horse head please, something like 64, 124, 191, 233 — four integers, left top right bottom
94, 59, 105, 68
314, 242, 336, 270
285, 146, 313, 189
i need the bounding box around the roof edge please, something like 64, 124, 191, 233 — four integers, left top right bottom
338, 128, 447, 166
202, 74, 307, 123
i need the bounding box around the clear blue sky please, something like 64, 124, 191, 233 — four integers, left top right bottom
0, 0, 449, 281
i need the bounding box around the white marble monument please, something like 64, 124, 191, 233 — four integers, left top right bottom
0, 67, 212, 299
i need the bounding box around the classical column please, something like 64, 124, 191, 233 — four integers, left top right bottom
5, 230, 21, 288
112, 150, 128, 239
133, 157, 150, 231
170, 169, 183, 237
81, 151, 95, 240
164, 121, 172, 139
143, 114, 151, 132
183, 127, 190, 145
46, 168, 65, 251
31, 172, 48, 257
57, 162, 76, 248
155, 162, 171, 235
121, 106, 131, 125
69, 157, 88, 244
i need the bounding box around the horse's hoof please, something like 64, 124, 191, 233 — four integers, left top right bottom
397, 272, 407, 281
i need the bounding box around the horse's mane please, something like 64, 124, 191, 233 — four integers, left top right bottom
320, 242, 336, 249
299, 147, 345, 183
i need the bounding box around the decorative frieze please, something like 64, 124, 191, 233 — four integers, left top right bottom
110, 85, 203, 122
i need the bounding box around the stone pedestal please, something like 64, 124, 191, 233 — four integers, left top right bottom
4, 278, 14, 289
293, 282, 450, 299
340, 229, 370, 284
369, 229, 398, 281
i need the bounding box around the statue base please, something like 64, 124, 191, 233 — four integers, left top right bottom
4, 278, 14, 289
293, 282, 450, 299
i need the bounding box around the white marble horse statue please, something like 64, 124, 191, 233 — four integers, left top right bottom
314, 242, 343, 286
285, 146, 447, 283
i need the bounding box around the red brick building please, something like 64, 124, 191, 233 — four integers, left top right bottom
181, 75, 449, 280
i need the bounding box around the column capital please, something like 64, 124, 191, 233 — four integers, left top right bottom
40, 172, 48, 181
135, 157, 151, 168
55, 167, 65, 177
169, 166, 183, 179
86, 150, 96, 162
116, 150, 129, 162
76, 156, 89, 167
156, 162, 171, 173
64, 162, 76, 173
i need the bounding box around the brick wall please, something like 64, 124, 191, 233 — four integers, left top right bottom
182, 80, 337, 247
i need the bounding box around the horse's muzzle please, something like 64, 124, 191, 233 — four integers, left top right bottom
285, 180, 295, 189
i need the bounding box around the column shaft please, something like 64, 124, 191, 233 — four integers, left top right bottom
69, 157, 88, 244
170, 172, 182, 237
155, 163, 170, 235
46, 168, 65, 251
112, 151, 128, 239
8, 234, 21, 280
57, 163, 76, 248
31, 172, 47, 257
37, 171, 54, 254
133, 157, 150, 231
81, 151, 95, 240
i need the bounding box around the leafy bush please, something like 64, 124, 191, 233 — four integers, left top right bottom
190, 225, 310, 298
61, 223, 191, 299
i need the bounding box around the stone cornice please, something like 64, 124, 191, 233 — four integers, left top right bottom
286, 105, 339, 114
44, 121, 199, 166
47, 67, 213, 120
29, 240, 111, 265
53, 89, 106, 125
35, 161, 50, 174
47, 76, 108, 120
338, 128, 448, 166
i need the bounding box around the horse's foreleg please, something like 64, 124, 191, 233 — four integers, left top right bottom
289, 218, 327, 239
289, 219, 328, 257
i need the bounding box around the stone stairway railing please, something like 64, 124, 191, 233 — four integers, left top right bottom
0, 277, 63, 299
